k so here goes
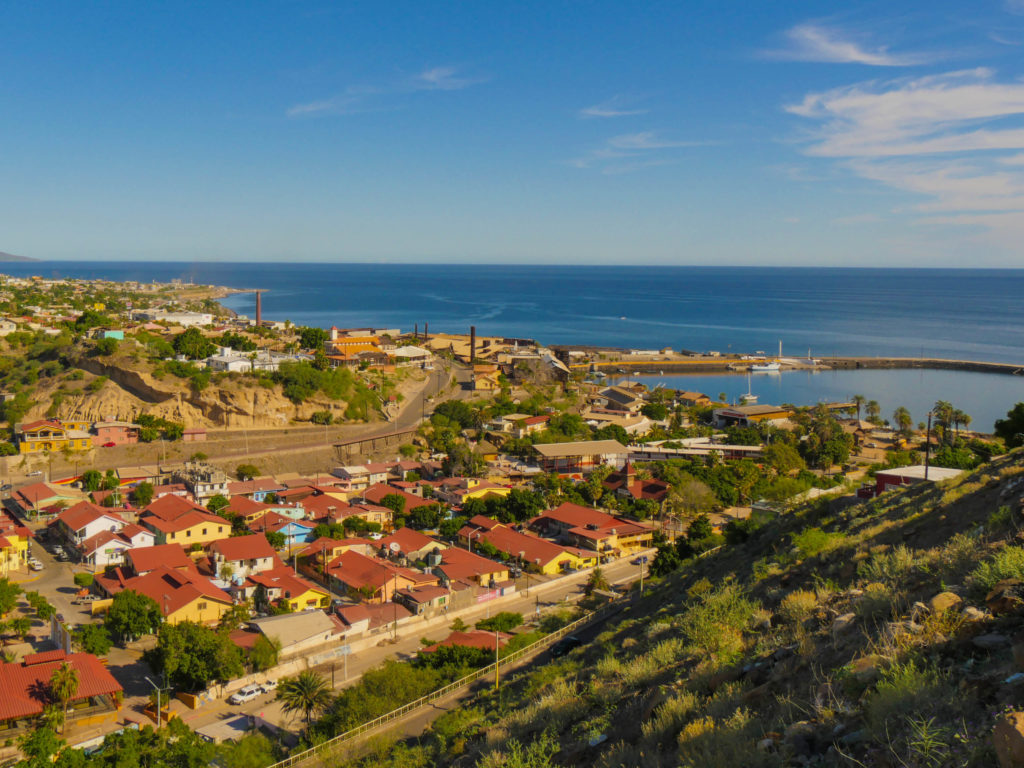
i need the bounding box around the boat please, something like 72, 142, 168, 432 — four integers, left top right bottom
740, 370, 758, 403
750, 361, 780, 373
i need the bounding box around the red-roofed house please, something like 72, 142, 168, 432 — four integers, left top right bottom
49, 501, 127, 550
9, 482, 85, 518
529, 502, 653, 555
77, 524, 156, 569
360, 484, 427, 515
208, 534, 279, 579
377, 527, 447, 562
124, 543, 194, 576
395, 585, 450, 616
422, 629, 511, 653
471, 525, 592, 575
139, 495, 229, 547
602, 462, 670, 502
434, 546, 510, 587
242, 567, 330, 612
0, 650, 122, 729
326, 550, 436, 603
110, 565, 233, 625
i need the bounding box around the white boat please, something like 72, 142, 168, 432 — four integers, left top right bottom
750, 362, 780, 373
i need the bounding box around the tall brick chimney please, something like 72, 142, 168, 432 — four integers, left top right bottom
470, 326, 476, 363
414, 323, 418, 339
255, 290, 262, 326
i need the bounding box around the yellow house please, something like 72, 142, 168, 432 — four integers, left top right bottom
247, 568, 331, 612
0, 531, 29, 575
141, 508, 230, 548
112, 565, 235, 626
16, 419, 92, 454
472, 364, 502, 391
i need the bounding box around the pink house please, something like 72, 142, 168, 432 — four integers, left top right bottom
92, 421, 140, 447
183, 427, 207, 442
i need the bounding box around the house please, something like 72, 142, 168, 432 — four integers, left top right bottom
530, 502, 654, 555
395, 585, 450, 616
208, 534, 279, 579
183, 427, 207, 442
0, 651, 122, 731
326, 550, 436, 603
139, 495, 230, 548
335, 601, 413, 636
14, 419, 92, 453
124, 543, 195, 576
472, 364, 502, 391
583, 411, 654, 436
226, 478, 285, 502
49, 502, 127, 549
243, 611, 345, 658
243, 567, 330, 612
331, 464, 391, 494
391, 345, 433, 367
602, 462, 671, 502
0, 511, 33, 575
434, 546, 509, 588
92, 421, 140, 447
467, 522, 592, 574
434, 478, 511, 506
377, 527, 447, 562
105, 564, 234, 625
873, 465, 965, 497
172, 461, 229, 504
77, 524, 155, 569
298, 537, 377, 570
337, 503, 393, 530
712, 404, 793, 428
248, 513, 315, 550
532, 440, 628, 475
676, 391, 712, 407
595, 386, 646, 415
8, 482, 86, 518
226, 495, 272, 524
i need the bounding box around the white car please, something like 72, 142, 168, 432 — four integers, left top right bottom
228, 685, 262, 705
260, 679, 277, 693
28, 559, 43, 571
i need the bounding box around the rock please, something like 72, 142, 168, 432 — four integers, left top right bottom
640, 686, 671, 721
742, 683, 773, 705
784, 720, 817, 757
839, 730, 866, 746
993, 711, 1024, 768
962, 606, 988, 623
757, 737, 776, 752
928, 591, 963, 614
974, 633, 1011, 651
987, 580, 1024, 615
832, 613, 857, 635
847, 588, 864, 597
850, 655, 882, 685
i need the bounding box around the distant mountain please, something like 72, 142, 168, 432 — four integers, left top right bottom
0, 251, 36, 262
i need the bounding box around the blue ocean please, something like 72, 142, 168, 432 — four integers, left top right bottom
4, 262, 1022, 430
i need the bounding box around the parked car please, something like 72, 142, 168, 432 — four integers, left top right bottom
55, 552, 69, 562
28, 559, 43, 571
74, 594, 99, 604
228, 685, 262, 705
26, 471, 42, 477
551, 635, 582, 658
260, 679, 277, 693
630, 555, 649, 566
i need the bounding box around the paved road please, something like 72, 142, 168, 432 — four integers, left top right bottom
179, 553, 651, 734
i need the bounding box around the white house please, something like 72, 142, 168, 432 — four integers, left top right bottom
78, 524, 156, 569
208, 534, 279, 579
49, 502, 127, 548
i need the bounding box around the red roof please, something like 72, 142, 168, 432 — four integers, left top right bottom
539, 502, 619, 530
142, 493, 208, 520
52, 501, 126, 532
19, 419, 64, 433
121, 565, 232, 616
226, 496, 270, 517
436, 547, 507, 582
246, 567, 325, 601
126, 543, 193, 575
378, 527, 443, 556
0, 651, 122, 722
477, 526, 574, 568
209, 533, 276, 562
423, 629, 511, 653
14, 482, 69, 507
361, 483, 426, 512
327, 550, 434, 591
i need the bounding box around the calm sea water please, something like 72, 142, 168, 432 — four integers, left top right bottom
4, 262, 1022, 429
617, 369, 1022, 433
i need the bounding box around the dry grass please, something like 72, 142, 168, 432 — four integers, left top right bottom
777, 589, 819, 624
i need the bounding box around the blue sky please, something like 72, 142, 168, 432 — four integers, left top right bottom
3, 1, 1024, 266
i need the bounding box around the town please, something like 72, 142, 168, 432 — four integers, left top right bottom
0, 273, 1018, 767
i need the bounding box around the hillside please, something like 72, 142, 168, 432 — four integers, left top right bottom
338, 450, 1024, 768
0, 250, 36, 262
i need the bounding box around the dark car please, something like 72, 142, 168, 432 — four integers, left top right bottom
551, 635, 582, 658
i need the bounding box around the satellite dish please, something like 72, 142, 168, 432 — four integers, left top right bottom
389, 542, 401, 553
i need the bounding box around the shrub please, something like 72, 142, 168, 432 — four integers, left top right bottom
310, 410, 333, 425
857, 544, 921, 585
73, 573, 94, 588
855, 582, 896, 622
475, 612, 522, 633
777, 589, 818, 624
678, 584, 757, 663
863, 660, 960, 743
791, 527, 846, 560
969, 545, 1024, 597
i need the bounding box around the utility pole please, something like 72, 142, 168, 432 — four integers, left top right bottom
924, 411, 933, 481
494, 630, 500, 690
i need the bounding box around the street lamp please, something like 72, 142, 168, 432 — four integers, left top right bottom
144, 676, 166, 729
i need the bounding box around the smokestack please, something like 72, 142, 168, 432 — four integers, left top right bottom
414, 323, 418, 339
470, 326, 476, 363
424, 322, 428, 341
255, 291, 262, 326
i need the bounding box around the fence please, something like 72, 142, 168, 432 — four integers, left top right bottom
266, 601, 621, 768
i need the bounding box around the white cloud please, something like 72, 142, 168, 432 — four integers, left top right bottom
579, 97, 648, 119
766, 23, 934, 66
570, 131, 712, 173
414, 66, 482, 91
788, 68, 1024, 250
287, 66, 483, 117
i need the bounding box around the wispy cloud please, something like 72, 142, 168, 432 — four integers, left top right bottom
766, 23, 935, 66
579, 96, 648, 119
787, 68, 1024, 250
287, 65, 484, 118
1007, 0, 1024, 15
570, 131, 713, 174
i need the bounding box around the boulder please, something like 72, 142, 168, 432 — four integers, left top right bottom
994, 711, 1024, 768
850, 655, 882, 685
928, 591, 963, 614
832, 613, 857, 636
987, 580, 1024, 616
974, 633, 1011, 651
961, 606, 988, 623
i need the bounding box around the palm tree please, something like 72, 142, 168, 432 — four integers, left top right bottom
866, 400, 881, 424
893, 406, 913, 438
277, 671, 332, 727
852, 394, 866, 421
49, 661, 80, 733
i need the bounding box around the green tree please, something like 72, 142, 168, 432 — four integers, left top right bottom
81, 469, 103, 492
379, 493, 406, 518
173, 327, 216, 360
74, 623, 113, 656
310, 410, 333, 425
475, 612, 522, 632
93, 337, 118, 356
641, 402, 668, 420
132, 481, 154, 507
235, 463, 260, 480
298, 326, 329, 351
893, 406, 914, 438
865, 399, 881, 423
265, 530, 286, 549
277, 670, 332, 726
407, 503, 444, 530
217, 602, 250, 633
995, 403, 1024, 449
250, 634, 282, 672
49, 662, 80, 732
762, 442, 805, 475
10, 616, 31, 640
852, 394, 866, 421
106, 590, 162, 643
584, 568, 610, 596
0, 578, 23, 616
149, 621, 244, 692
207, 494, 230, 515
18, 726, 65, 768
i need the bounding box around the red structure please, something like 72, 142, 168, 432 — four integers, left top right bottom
255, 290, 262, 326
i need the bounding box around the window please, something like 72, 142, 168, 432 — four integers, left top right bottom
202, 528, 207, 535
186, 530, 191, 537
197, 602, 207, 610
